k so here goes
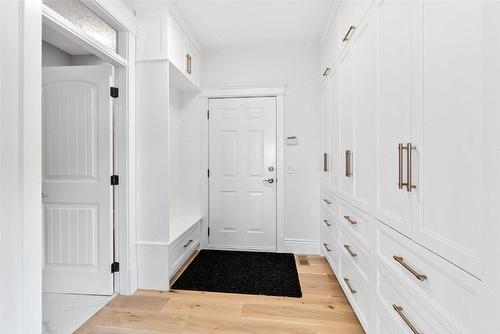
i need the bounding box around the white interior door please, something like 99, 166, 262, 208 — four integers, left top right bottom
42, 65, 114, 295
209, 97, 277, 251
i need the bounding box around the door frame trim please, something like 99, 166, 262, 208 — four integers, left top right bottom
200, 84, 287, 252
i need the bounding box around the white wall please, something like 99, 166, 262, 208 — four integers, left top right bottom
42, 41, 72, 66
0, 1, 42, 333
169, 87, 203, 221
201, 42, 321, 252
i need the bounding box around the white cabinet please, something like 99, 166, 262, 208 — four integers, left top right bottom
338, 48, 354, 200
136, 8, 202, 89
411, 0, 486, 279
373, 0, 412, 235
320, 0, 499, 333
328, 67, 340, 193
320, 79, 331, 186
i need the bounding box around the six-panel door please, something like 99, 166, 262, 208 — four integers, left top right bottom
209, 97, 277, 251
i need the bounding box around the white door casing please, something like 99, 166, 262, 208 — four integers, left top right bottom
209, 97, 277, 251
42, 65, 114, 295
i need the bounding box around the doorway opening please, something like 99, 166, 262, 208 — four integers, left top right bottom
40, 1, 133, 332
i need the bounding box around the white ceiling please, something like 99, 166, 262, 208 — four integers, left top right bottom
170, 0, 336, 49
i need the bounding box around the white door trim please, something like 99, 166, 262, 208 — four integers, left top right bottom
200, 84, 287, 252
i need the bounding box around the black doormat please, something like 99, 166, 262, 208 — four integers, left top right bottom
171, 249, 302, 298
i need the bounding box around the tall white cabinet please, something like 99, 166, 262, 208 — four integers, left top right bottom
135, 5, 203, 291
320, 1, 500, 333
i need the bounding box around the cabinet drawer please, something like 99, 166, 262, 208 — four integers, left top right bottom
321, 206, 338, 237
340, 254, 371, 331
168, 222, 201, 278
320, 191, 339, 215
340, 202, 373, 249
376, 265, 457, 334
340, 225, 372, 285
375, 222, 480, 332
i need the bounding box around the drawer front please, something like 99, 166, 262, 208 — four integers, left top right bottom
169, 223, 201, 277
321, 206, 338, 238
377, 264, 469, 334
321, 222, 338, 273
340, 201, 373, 249
375, 222, 480, 332
340, 253, 371, 331
320, 191, 339, 216
340, 225, 372, 285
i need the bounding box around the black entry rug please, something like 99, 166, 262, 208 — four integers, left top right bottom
171, 249, 302, 298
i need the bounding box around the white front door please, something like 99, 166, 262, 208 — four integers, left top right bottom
42, 65, 114, 295
209, 97, 277, 251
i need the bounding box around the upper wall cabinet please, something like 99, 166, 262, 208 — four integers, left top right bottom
321, 0, 373, 77
136, 8, 202, 89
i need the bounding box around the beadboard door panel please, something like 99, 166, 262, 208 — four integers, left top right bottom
42, 65, 114, 295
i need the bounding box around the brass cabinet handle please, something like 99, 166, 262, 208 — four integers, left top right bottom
322, 67, 331, 77
393, 305, 422, 334
323, 199, 332, 205
323, 243, 332, 252
324, 219, 332, 227
398, 143, 416, 192
344, 245, 357, 257
323, 153, 328, 172
183, 239, 193, 248
342, 25, 356, 42
186, 53, 192, 74
345, 150, 352, 177
343, 278, 357, 294
393, 256, 427, 281
343, 215, 357, 225
398, 143, 404, 189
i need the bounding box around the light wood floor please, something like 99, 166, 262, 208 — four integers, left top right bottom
75, 254, 364, 334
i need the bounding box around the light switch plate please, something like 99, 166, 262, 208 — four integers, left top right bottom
287, 162, 297, 173
286, 136, 299, 145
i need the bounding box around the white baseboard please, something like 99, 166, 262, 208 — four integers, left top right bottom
136, 241, 169, 291
283, 238, 321, 255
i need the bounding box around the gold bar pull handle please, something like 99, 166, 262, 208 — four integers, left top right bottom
398, 143, 404, 189
186, 53, 192, 74
393, 256, 427, 281
345, 150, 352, 177
342, 25, 356, 42
405, 143, 416, 192
393, 305, 422, 334
343, 278, 357, 294
344, 215, 357, 225
323, 153, 328, 172
344, 245, 357, 257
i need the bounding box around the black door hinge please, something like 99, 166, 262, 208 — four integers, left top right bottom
207, 110, 209, 119
111, 175, 119, 185
207, 169, 210, 178
111, 262, 120, 273
208, 227, 210, 236
110, 87, 119, 98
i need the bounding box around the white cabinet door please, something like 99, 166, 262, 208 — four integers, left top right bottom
42, 66, 114, 295
412, 1, 487, 278
320, 79, 331, 187
209, 97, 277, 251
351, 17, 375, 210
339, 48, 354, 200
329, 67, 340, 193
167, 16, 186, 72
373, 0, 412, 236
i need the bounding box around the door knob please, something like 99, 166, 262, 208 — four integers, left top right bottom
263, 178, 274, 184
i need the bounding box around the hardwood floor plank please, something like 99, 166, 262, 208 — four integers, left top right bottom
75, 255, 364, 334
